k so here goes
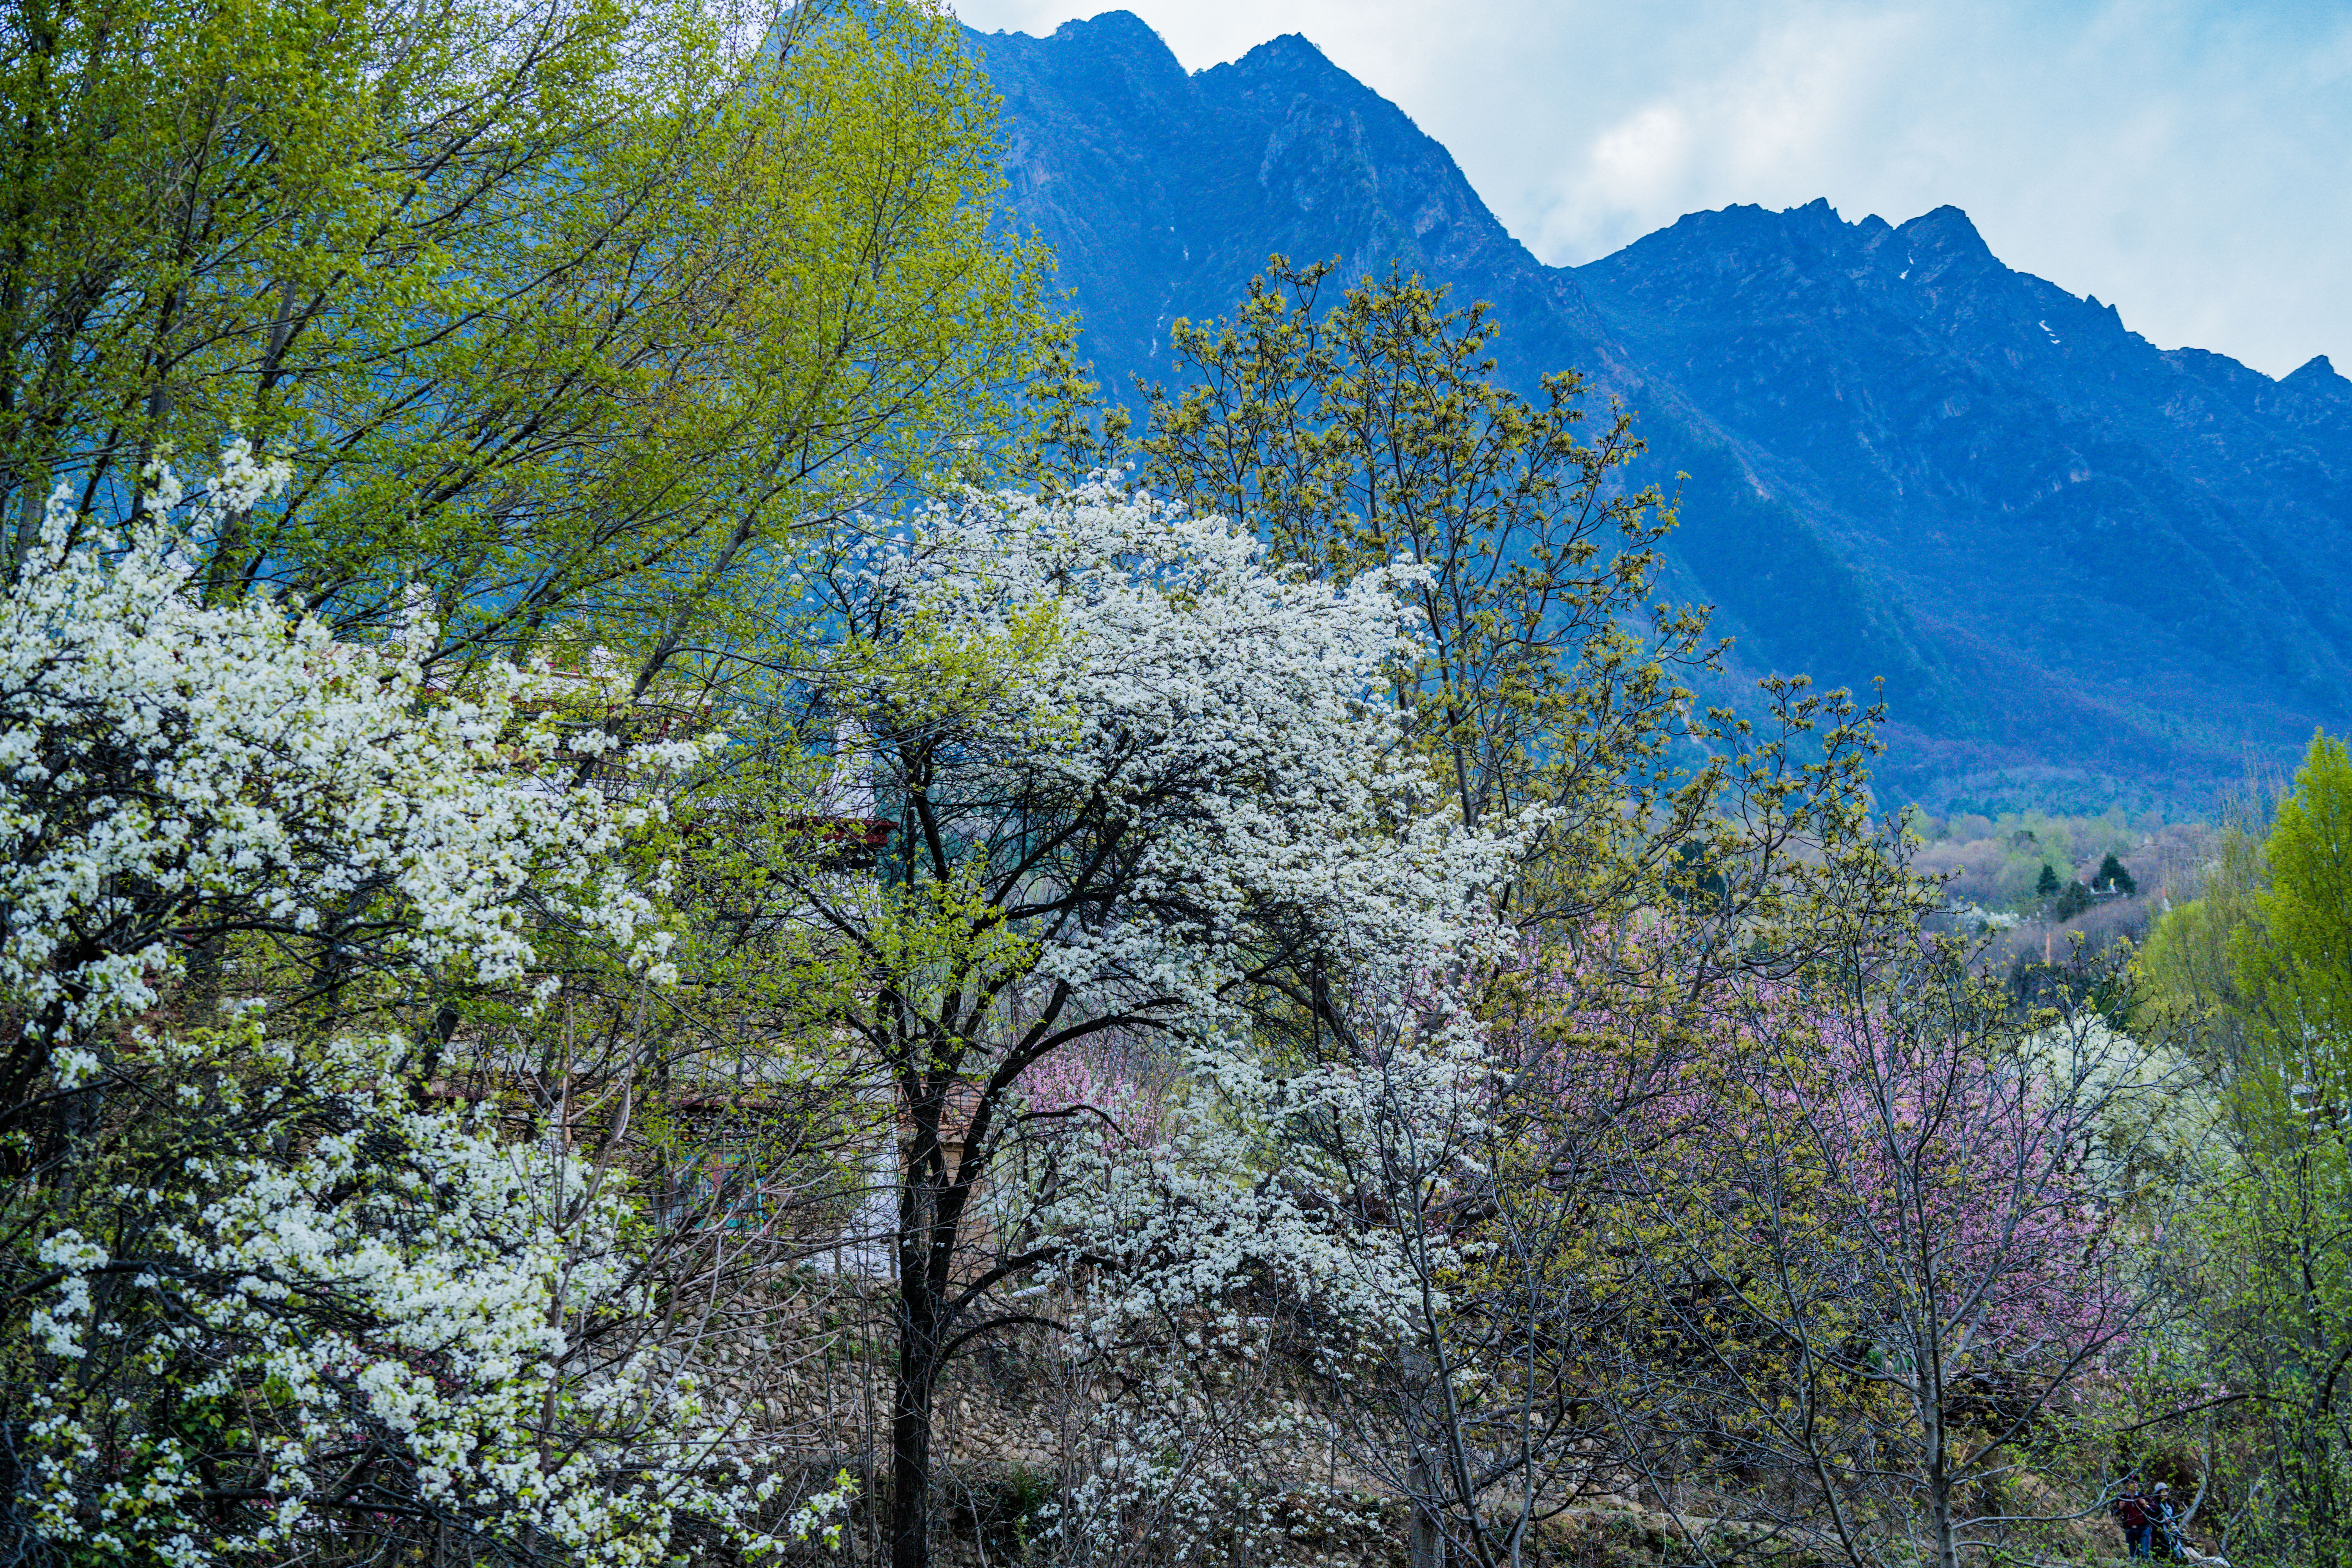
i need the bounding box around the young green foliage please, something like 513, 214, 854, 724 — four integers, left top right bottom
2217, 735, 2352, 1566
1136, 260, 1715, 918
2142, 737, 2352, 1566
0, 0, 1045, 683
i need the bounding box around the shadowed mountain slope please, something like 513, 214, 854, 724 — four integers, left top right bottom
970, 12, 2352, 810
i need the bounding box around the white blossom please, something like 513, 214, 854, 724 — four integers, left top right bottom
9, 445, 762, 1564
0, 442, 714, 1039
826, 482, 1521, 1031
25, 1031, 806, 1567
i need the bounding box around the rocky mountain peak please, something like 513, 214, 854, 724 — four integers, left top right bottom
2286, 352, 2345, 387
1896, 204, 1995, 258
971, 14, 2351, 809
1042, 9, 1168, 53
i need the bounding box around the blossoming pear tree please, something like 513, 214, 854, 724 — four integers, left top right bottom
0, 444, 694, 1079
742, 481, 1516, 1568
25, 1029, 852, 1567
2, 448, 853, 1564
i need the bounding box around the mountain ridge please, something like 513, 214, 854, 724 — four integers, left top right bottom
970, 11, 2350, 810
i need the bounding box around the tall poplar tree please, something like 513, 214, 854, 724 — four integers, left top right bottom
1130, 258, 1906, 958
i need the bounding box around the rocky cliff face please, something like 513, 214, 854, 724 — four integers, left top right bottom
971, 13, 2352, 810
1576, 202, 2352, 790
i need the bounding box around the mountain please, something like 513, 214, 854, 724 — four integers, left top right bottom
968, 11, 2352, 811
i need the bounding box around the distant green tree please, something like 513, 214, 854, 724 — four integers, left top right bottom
2096, 852, 2139, 897
2137, 818, 2263, 1078
2037, 863, 2062, 898
2153, 733, 2352, 1568
2052, 879, 2094, 922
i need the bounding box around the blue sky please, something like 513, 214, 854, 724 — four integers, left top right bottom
955, 1, 2352, 379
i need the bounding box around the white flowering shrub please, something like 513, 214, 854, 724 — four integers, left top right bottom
0, 448, 799, 1563
1001, 1020, 1492, 1567
0, 442, 703, 1059
22, 1026, 837, 1566
1022, 1080, 1389, 1561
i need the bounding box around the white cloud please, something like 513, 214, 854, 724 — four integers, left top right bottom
1583, 104, 1695, 212
954, 0, 2352, 377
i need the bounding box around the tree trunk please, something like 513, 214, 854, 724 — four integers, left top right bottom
1925, 1397, 1962, 1568
889, 1281, 940, 1568
888, 1071, 986, 1568
1400, 1334, 1448, 1568
890, 1093, 965, 1568
1409, 1448, 1445, 1568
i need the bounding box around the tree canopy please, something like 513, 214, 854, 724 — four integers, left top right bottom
0, 0, 1043, 682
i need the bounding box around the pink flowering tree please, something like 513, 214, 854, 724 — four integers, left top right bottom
1291, 929, 2159, 1568
1633, 946, 2154, 1568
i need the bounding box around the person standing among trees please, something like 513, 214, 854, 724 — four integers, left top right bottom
2113, 1486, 2154, 1558
2151, 1483, 2181, 1559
